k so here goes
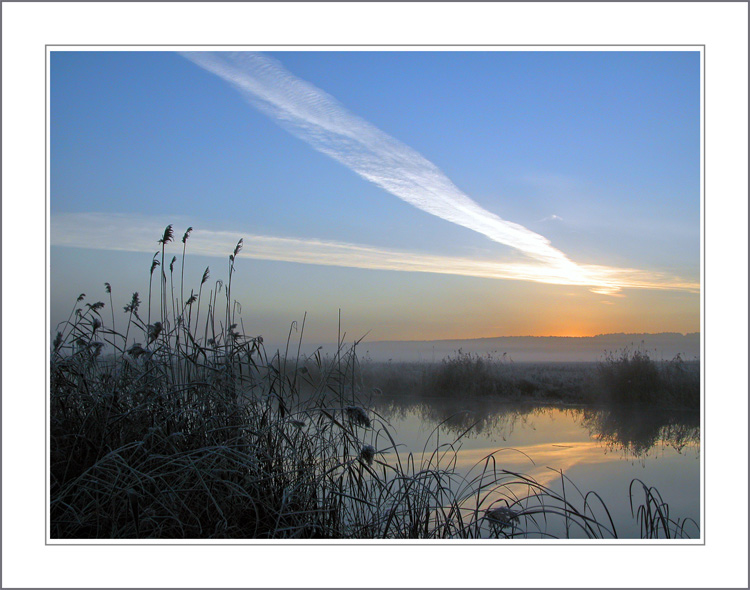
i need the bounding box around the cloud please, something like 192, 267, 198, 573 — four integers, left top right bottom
179, 52, 700, 297
51, 213, 700, 294
58, 53, 696, 297
540, 214, 564, 222
181, 52, 578, 272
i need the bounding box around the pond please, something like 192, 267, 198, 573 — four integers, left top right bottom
367, 394, 701, 539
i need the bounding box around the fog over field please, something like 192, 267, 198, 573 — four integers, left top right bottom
320, 332, 700, 363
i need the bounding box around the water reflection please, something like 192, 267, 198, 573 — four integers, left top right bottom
366, 393, 700, 538
580, 405, 700, 456
369, 394, 700, 458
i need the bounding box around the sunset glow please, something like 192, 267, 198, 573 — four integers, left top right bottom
50, 50, 700, 345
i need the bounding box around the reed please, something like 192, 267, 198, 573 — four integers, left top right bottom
597, 346, 700, 408
50, 226, 697, 540
358, 350, 698, 409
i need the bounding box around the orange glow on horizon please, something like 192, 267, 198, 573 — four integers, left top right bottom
377, 328, 699, 343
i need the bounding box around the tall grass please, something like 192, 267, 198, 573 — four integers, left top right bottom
629, 479, 699, 539
426, 349, 515, 397
50, 226, 696, 539
597, 346, 700, 409
357, 348, 699, 409
365, 351, 593, 402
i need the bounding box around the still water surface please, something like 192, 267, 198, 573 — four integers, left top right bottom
368, 395, 700, 539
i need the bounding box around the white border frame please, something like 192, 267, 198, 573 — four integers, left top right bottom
3, 3, 746, 588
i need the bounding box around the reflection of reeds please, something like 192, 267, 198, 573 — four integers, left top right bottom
369, 393, 699, 457
50, 226, 697, 540
581, 405, 700, 456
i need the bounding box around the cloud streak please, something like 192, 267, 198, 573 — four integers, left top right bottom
51, 213, 700, 294
182, 52, 581, 273
63, 52, 691, 297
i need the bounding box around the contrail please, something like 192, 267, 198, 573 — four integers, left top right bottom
51, 213, 700, 294
181, 51, 581, 273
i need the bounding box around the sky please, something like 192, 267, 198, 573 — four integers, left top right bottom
50, 50, 701, 347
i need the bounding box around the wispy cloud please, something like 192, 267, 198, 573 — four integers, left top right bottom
51, 213, 700, 294
180, 52, 700, 297
60, 53, 694, 296
182, 52, 578, 271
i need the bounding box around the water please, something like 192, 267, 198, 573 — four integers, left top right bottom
368, 394, 701, 539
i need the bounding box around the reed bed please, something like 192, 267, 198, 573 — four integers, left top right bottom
597, 346, 700, 409
50, 226, 697, 540
358, 349, 699, 409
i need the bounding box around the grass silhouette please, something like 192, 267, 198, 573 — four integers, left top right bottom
50, 225, 698, 540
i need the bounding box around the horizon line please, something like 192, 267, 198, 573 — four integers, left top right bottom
361, 331, 701, 344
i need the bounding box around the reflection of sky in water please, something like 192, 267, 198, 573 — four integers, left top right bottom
371, 398, 700, 539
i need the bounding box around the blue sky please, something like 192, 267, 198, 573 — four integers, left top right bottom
50, 50, 700, 345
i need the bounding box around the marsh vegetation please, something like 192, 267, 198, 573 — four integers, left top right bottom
50, 226, 700, 539
359, 348, 699, 409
